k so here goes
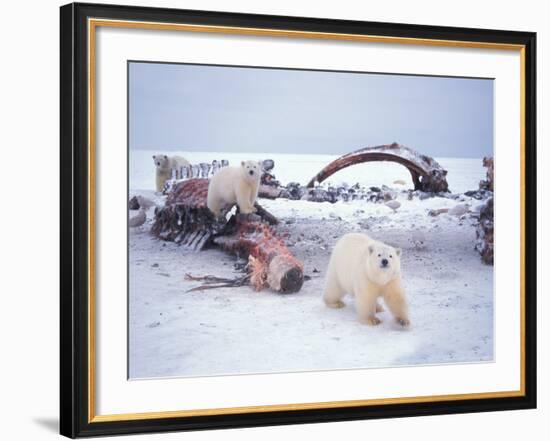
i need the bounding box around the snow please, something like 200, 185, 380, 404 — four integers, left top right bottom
128, 152, 493, 379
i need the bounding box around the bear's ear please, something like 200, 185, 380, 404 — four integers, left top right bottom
395, 248, 401, 256
241, 161, 245, 167
368, 245, 374, 255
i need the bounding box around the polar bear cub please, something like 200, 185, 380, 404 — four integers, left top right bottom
323, 233, 410, 327
152, 154, 190, 192
207, 160, 262, 217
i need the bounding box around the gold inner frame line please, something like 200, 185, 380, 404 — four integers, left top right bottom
87, 17, 527, 423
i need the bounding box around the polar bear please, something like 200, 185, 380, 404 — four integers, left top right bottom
207, 160, 262, 217
152, 154, 190, 192
323, 233, 410, 327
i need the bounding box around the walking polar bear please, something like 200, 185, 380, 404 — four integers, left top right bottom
152, 154, 190, 192
323, 233, 410, 327
207, 160, 262, 217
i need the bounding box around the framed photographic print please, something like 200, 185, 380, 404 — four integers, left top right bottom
60, 2, 537, 438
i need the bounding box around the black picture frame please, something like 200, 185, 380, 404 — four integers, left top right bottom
60, 2, 537, 438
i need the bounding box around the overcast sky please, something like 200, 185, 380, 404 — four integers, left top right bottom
129, 61, 493, 158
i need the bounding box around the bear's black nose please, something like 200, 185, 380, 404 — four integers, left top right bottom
381, 258, 388, 267
249, 170, 254, 175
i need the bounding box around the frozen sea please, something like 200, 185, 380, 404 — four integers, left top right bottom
130, 150, 486, 195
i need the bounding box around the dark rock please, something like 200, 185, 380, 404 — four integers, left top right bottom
428, 208, 449, 217
479, 156, 494, 191
260, 172, 280, 187
281, 182, 306, 200
465, 189, 493, 200
129, 196, 140, 210
262, 159, 275, 172
475, 197, 494, 265
304, 187, 333, 203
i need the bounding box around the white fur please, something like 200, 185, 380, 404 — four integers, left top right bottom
323, 233, 409, 327
207, 160, 262, 216
152, 154, 190, 192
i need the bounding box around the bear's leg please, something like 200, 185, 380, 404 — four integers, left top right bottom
249, 185, 259, 207
382, 279, 410, 327
354, 281, 380, 326
206, 193, 221, 217
210, 203, 221, 217
236, 185, 255, 214
155, 176, 164, 193
323, 269, 345, 308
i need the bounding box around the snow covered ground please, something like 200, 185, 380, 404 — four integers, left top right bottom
128, 152, 493, 379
